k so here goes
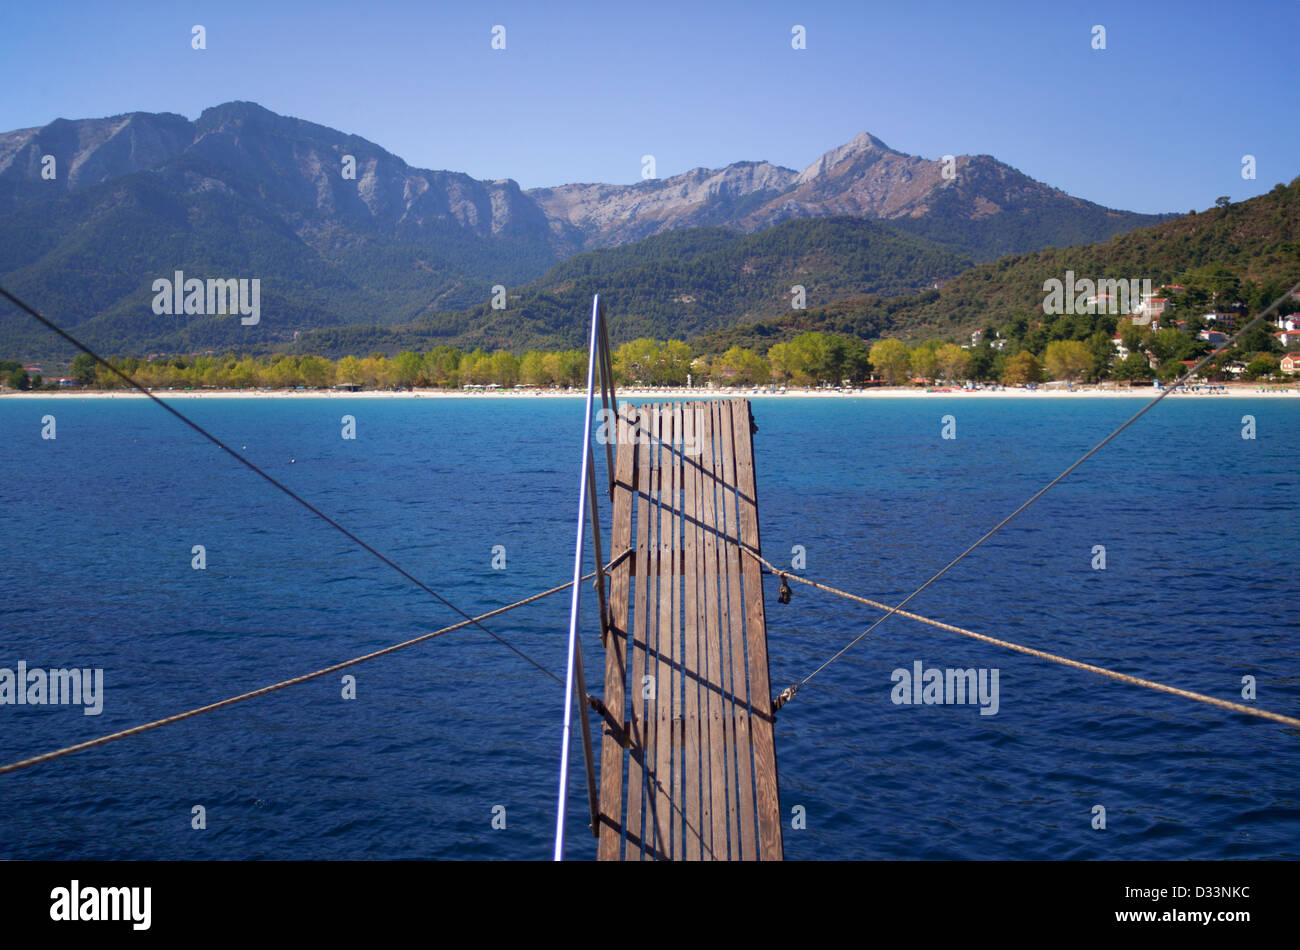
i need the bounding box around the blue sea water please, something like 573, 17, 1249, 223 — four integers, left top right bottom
0, 394, 1296, 860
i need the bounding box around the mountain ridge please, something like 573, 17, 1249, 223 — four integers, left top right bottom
689, 179, 1300, 356
0, 101, 1173, 359
0, 100, 1169, 252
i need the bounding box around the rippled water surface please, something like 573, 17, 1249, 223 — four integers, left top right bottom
0, 395, 1296, 859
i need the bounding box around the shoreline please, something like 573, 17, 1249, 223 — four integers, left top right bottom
3, 384, 1297, 400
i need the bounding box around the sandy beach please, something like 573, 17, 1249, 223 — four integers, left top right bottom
3, 384, 1297, 400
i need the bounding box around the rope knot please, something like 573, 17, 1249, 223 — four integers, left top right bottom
772, 684, 799, 715
777, 573, 792, 604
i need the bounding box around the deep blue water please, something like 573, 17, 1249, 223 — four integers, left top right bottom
0, 394, 1296, 860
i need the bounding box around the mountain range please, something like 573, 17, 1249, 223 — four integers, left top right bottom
690, 178, 1300, 356
0, 101, 1170, 358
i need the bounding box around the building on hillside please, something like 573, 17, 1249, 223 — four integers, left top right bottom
1281, 352, 1300, 374
1275, 314, 1300, 332
1198, 329, 1229, 347
1134, 295, 1168, 324
1276, 329, 1300, 348
964, 330, 1006, 350
1111, 336, 1130, 359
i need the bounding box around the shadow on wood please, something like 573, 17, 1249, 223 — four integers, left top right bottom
596, 398, 783, 861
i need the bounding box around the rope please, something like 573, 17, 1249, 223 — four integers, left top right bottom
749, 551, 1300, 729
0, 284, 552, 682
768, 280, 1300, 703
0, 571, 600, 777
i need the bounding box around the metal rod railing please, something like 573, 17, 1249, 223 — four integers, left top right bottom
597, 309, 619, 499
553, 294, 617, 860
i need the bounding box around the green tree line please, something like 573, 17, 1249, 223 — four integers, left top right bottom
6, 318, 1293, 393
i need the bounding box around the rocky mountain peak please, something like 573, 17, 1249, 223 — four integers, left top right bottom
794, 131, 898, 186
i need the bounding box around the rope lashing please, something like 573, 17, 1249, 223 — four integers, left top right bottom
0, 561, 630, 779
777, 573, 792, 604
772, 684, 799, 715
744, 548, 1300, 730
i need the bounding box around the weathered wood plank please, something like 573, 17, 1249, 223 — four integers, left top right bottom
653, 405, 675, 859
627, 551, 684, 576
669, 402, 683, 860
681, 402, 704, 860
708, 401, 741, 857
717, 400, 758, 859
731, 398, 784, 860
640, 405, 660, 859
640, 405, 663, 859
597, 405, 636, 861
692, 401, 718, 859
699, 401, 730, 858
624, 404, 655, 860
596, 398, 780, 861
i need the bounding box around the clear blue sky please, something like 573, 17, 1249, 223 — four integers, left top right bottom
1, 0, 1296, 214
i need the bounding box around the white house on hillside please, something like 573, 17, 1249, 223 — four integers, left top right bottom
1134, 294, 1168, 326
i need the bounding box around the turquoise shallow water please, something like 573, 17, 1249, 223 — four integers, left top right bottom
0, 395, 1296, 859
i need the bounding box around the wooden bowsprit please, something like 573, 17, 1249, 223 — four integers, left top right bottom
595, 398, 783, 861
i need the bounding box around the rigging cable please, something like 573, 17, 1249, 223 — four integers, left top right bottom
0, 570, 600, 777
749, 552, 1300, 728
764, 278, 1300, 707
0, 284, 557, 683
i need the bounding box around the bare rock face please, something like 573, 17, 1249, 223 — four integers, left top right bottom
0, 101, 1153, 258
180, 102, 552, 243
0, 102, 554, 247
529, 160, 798, 249
0, 111, 194, 207
524, 129, 1129, 250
